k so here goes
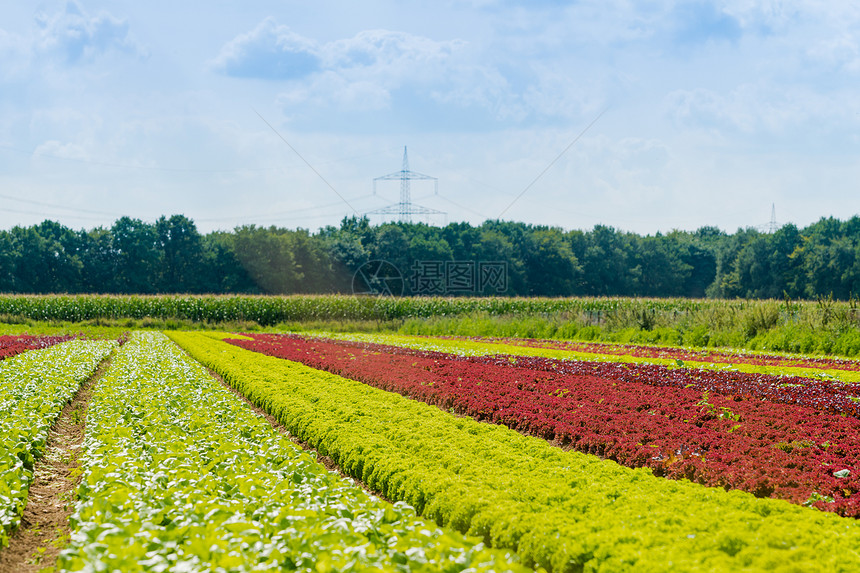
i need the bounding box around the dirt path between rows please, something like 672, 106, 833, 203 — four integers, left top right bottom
0, 356, 112, 573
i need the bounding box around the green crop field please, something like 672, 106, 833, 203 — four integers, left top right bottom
2, 295, 860, 571
2, 293, 860, 355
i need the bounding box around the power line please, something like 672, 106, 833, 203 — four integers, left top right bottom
210, 208, 373, 226
196, 194, 378, 223
430, 193, 489, 219
497, 107, 608, 219
254, 109, 359, 216
315, 146, 402, 166
0, 143, 280, 173
0, 192, 123, 217
0, 206, 116, 222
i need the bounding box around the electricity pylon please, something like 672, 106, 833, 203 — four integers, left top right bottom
767, 203, 780, 234
367, 147, 445, 224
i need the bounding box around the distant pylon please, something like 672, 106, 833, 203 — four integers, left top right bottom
767, 203, 779, 233
367, 146, 445, 224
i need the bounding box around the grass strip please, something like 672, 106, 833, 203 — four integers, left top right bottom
171, 330, 860, 573
57, 332, 526, 572
0, 340, 115, 549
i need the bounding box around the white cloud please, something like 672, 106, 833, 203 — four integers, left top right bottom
278, 71, 391, 113
718, 0, 800, 31
215, 22, 506, 121
716, 1, 860, 72
34, 1, 146, 63
315, 30, 470, 109
522, 66, 606, 121
665, 83, 860, 136
215, 19, 608, 126
209, 18, 321, 79
29, 107, 101, 138
807, 32, 860, 73
670, 2, 742, 45
32, 139, 90, 161
0, 29, 32, 80
214, 22, 465, 87
0, 2, 145, 88
429, 64, 520, 120
323, 29, 464, 74
0, 29, 23, 56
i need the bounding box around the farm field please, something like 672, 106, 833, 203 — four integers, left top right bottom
2, 318, 860, 570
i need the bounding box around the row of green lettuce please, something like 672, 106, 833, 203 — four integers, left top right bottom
0, 339, 114, 548
57, 332, 526, 572
169, 331, 860, 573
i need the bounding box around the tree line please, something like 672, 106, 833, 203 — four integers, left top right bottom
1, 214, 859, 299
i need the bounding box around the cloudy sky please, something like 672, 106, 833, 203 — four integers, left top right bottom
1, 1, 858, 235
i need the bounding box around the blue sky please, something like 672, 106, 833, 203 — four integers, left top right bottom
1, 0, 858, 234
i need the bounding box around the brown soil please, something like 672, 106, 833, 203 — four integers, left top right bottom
206, 368, 393, 503
0, 356, 112, 573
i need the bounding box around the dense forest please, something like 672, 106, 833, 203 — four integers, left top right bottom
1, 214, 859, 299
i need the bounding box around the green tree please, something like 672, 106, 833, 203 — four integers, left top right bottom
635, 234, 693, 297
156, 215, 206, 293
0, 231, 20, 292
77, 227, 118, 293
577, 225, 638, 296
9, 223, 83, 293
111, 217, 161, 294
200, 232, 259, 293
231, 225, 302, 294
371, 225, 411, 278
523, 228, 582, 296
288, 228, 337, 293
707, 227, 758, 298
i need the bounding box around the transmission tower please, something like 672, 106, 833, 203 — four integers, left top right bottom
366, 146, 445, 224
767, 203, 780, 234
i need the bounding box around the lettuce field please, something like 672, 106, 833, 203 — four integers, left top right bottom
3, 324, 860, 571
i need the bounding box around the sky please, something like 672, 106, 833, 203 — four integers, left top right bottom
1, 0, 859, 236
